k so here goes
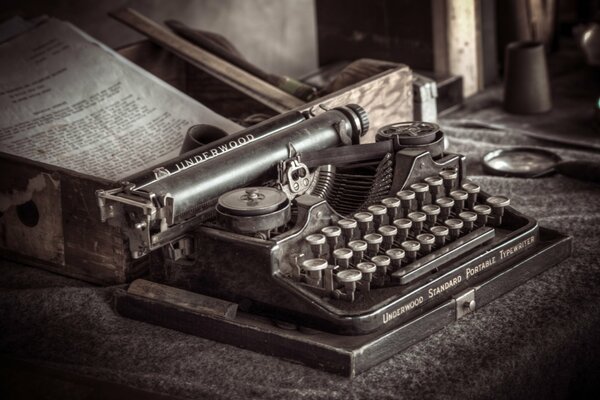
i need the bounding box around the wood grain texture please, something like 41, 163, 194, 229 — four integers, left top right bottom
128, 279, 238, 319
432, 0, 483, 97
0, 156, 147, 284
302, 65, 413, 143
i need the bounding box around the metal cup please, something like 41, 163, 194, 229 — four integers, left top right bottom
503, 41, 551, 114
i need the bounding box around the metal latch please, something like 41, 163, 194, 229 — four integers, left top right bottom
454, 288, 476, 320
166, 236, 194, 261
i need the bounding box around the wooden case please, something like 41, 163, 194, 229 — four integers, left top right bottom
0, 41, 413, 284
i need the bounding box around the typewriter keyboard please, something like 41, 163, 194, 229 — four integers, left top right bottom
296, 168, 511, 302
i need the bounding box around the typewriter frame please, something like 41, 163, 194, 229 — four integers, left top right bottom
115, 227, 570, 377
115, 144, 572, 375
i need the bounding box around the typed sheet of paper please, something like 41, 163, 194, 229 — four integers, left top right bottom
0, 18, 241, 181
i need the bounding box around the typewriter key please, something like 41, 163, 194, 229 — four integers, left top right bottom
396, 190, 416, 216
364, 233, 384, 257
333, 248, 353, 269
408, 211, 426, 236
450, 190, 468, 214
422, 204, 441, 227
486, 196, 511, 226
368, 204, 387, 229
301, 258, 328, 287
337, 218, 358, 244
321, 226, 342, 253
304, 233, 325, 258
372, 255, 391, 283
354, 212, 374, 236
305, 233, 326, 258
393, 218, 412, 242
410, 182, 429, 208
348, 240, 368, 264
440, 168, 458, 196
473, 204, 492, 226
445, 218, 464, 240
416, 233, 435, 254
336, 269, 363, 300
461, 182, 481, 209
424, 175, 444, 203
356, 261, 376, 291
436, 197, 455, 221
378, 225, 398, 250
386, 248, 406, 271
430, 225, 449, 247
381, 197, 401, 223
459, 211, 477, 232
401, 240, 421, 261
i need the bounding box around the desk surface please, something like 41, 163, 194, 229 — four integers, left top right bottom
2, 84, 600, 399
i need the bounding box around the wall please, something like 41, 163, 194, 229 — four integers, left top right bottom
0, 0, 318, 77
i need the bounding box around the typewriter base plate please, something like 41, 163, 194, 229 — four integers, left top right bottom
114, 227, 571, 377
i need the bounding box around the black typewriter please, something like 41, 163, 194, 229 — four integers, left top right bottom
102, 105, 571, 373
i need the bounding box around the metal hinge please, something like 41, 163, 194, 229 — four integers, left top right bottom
454, 288, 476, 320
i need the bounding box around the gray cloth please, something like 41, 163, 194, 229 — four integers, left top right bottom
1, 121, 600, 399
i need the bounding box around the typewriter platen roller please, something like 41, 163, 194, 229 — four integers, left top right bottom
146, 115, 557, 336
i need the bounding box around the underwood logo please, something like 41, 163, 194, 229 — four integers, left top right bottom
173, 133, 256, 172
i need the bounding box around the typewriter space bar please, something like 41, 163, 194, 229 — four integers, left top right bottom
392, 227, 495, 285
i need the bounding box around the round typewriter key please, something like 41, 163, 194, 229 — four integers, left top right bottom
401, 240, 421, 261
393, 218, 412, 242
354, 211, 374, 236
486, 196, 511, 226
410, 182, 430, 208
459, 211, 477, 232
436, 197, 455, 221
321, 226, 342, 253
381, 197, 401, 222
337, 218, 358, 244
422, 204, 441, 227
378, 225, 398, 250
305, 233, 326, 258
301, 258, 328, 287
430, 225, 449, 247
336, 269, 362, 282
356, 261, 377, 274
396, 190, 416, 216
371, 255, 391, 283
364, 233, 383, 257
416, 233, 435, 254
301, 258, 328, 271
473, 204, 492, 226
444, 218, 464, 240
348, 239, 368, 264
450, 189, 468, 214
461, 182, 481, 209
386, 248, 406, 270
336, 269, 362, 298
368, 204, 387, 229
371, 255, 391, 267
356, 261, 376, 291
424, 175, 444, 203
439, 168, 458, 196
333, 248, 353, 269
408, 211, 426, 236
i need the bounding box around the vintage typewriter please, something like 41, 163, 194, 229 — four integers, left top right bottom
98, 105, 571, 375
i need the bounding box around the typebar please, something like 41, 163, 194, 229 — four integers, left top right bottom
392, 226, 495, 285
